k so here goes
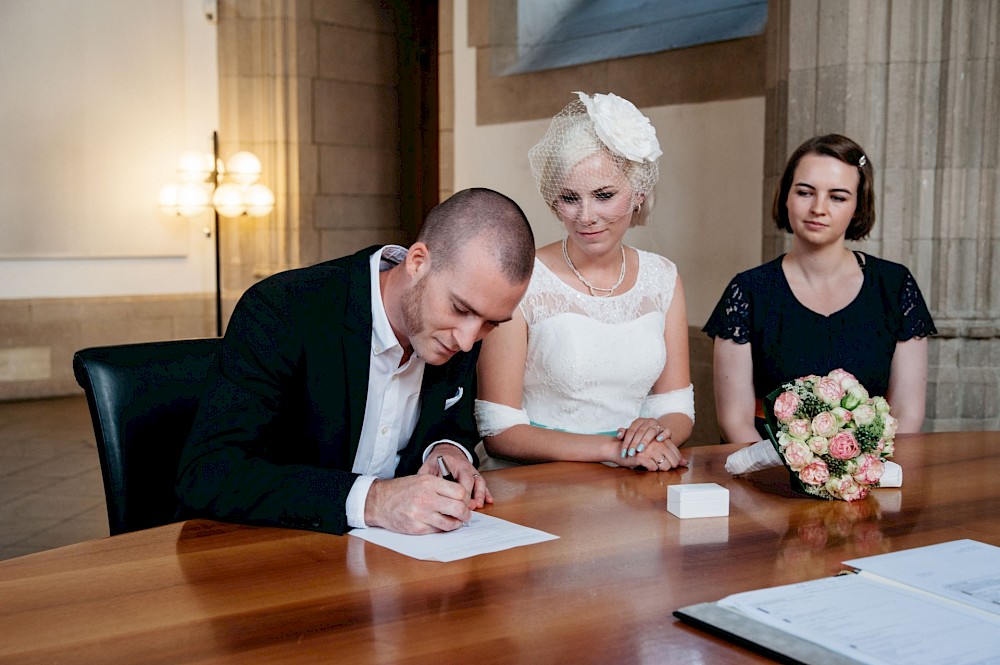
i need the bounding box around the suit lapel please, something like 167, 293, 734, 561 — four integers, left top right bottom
340, 249, 377, 463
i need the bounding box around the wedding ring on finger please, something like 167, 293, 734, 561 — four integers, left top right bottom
656, 458, 666, 465
472, 474, 481, 478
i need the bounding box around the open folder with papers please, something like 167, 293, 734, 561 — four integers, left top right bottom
674, 539, 1000, 665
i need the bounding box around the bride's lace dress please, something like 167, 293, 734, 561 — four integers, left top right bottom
519, 249, 677, 433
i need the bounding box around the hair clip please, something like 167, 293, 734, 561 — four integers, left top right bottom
858, 155, 867, 168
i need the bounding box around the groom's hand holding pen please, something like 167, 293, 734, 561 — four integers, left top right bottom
437, 455, 469, 527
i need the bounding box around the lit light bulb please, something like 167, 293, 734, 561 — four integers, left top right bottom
177, 151, 215, 183
158, 183, 181, 215
212, 183, 247, 217
176, 182, 211, 217
226, 151, 262, 185
244, 184, 275, 217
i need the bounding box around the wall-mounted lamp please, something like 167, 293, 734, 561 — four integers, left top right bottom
159, 131, 274, 336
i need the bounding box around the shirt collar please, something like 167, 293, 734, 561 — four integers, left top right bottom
369, 245, 408, 356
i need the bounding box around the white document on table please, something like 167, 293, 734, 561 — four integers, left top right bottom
844, 539, 1000, 618
348, 512, 558, 562
717, 540, 1000, 665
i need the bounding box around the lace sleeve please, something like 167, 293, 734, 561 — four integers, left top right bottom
702, 278, 751, 344
474, 400, 530, 437
898, 270, 937, 340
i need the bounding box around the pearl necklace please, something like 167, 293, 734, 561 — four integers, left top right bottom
562, 238, 626, 297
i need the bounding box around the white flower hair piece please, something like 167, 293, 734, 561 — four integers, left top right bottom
858, 154, 867, 168
574, 91, 663, 163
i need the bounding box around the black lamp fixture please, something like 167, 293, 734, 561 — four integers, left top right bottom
159, 131, 274, 336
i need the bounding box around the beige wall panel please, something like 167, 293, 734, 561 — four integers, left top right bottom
315, 195, 400, 229
314, 80, 399, 147
318, 24, 397, 84
313, 0, 393, 32
320, 228, 408, 261
319, 146, 400, 196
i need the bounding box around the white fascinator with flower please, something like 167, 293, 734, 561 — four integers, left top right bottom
528, 92, 662, 226
575, 91, 662, 163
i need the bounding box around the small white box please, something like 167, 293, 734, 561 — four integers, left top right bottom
667, 483, 730, 519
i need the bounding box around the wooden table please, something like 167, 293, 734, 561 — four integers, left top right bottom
2, 432, 999, 664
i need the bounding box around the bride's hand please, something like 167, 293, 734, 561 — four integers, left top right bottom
615, 418, 687, 471
635, 438, 687, 471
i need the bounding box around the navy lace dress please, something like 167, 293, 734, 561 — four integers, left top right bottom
703, 253, 936, 438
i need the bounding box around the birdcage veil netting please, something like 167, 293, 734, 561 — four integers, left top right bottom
527, 93, 661, 221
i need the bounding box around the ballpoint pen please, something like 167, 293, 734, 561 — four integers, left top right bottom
437, 455, 469, 526
437, 454, 457, 482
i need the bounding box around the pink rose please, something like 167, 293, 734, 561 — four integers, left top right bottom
811, 411, 839, 438
788, 418, 811, 440
782, 440, 814, 471
852, 453, 885, 485
829, 431, 860, 460
814, 377, 845, 406
841, 483, 869, 502
825, 474, 865, 500
773, 391, 800, 423
827, 368, 859, 390
799, 459, 830, 486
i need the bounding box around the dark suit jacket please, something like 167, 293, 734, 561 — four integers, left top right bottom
175, 246, 481, 535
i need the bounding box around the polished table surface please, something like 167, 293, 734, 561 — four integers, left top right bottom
2, 432, 999, 664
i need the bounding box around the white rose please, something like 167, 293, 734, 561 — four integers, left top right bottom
852, 403, 877, 427
575, 91, 662, 163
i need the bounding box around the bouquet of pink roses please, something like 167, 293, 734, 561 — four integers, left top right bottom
761, 369, 898, 501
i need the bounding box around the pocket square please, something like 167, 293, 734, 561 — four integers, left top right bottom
444, 387, 464, 410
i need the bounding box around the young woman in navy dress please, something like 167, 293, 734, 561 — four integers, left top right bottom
704, 134, 936, 443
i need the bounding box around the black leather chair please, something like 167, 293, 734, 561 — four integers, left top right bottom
73, 338, 220, 535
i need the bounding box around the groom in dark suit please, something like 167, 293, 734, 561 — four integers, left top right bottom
176, 188, 535, 535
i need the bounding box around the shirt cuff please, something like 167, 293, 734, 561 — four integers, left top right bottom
422, 440, 474, 464
346, 474, 378, 529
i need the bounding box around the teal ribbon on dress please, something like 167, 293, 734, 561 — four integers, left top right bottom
530, 421, 619, 436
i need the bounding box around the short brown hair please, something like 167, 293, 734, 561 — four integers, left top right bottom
772, 134, 876, 240
418, 188, 535, 284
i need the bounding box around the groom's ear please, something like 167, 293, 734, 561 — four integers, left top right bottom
404, 242, 431, 279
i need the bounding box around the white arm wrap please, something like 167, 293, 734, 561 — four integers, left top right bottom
725, 440, 783, 475
639, 383, 695, 423
474, 399, 530, 437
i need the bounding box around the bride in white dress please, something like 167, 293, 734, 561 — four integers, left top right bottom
475, 92, 695, 471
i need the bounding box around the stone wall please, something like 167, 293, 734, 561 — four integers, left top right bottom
764, 0, 1000, 431
0, 295, 213, 401
214, 0, 410, 323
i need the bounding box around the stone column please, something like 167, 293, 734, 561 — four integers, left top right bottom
215, 0, 414, 332
764, 0, 1000, 430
